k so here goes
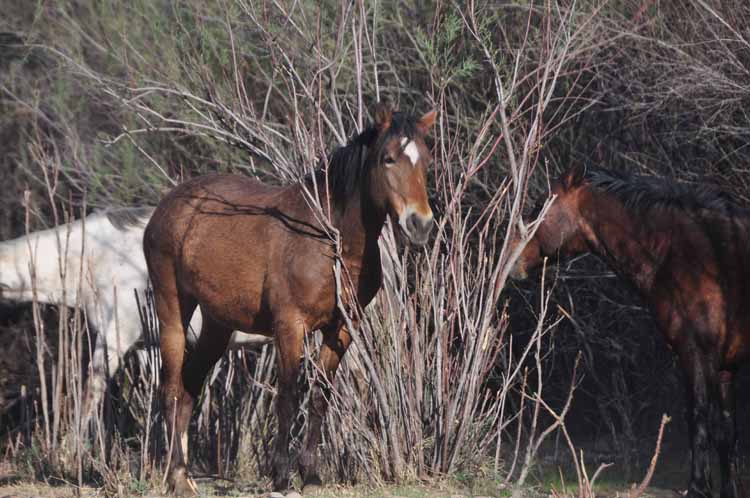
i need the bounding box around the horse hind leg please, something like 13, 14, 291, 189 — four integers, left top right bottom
152, 273, 197, 496
715, 370, 741, 498
180, 311, 233, 471
681, 347, 714, 498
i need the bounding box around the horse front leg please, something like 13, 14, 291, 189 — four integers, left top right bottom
299, 324, 352, 493
716, 370, 741, 498
681, 347, 713, 498
272, 315, 305, 492
82, 298, 141, 430
82, 316, 133, 429
83, 332, 117, 427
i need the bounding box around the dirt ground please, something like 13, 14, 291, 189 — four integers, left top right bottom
0, 464, 704, 498
1, 446, 747, 498
0, 481, 688, 498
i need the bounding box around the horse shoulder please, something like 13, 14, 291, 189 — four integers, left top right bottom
273, 234, 338, 323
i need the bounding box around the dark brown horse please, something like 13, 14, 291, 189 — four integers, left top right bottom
511, 165, 749, 498
143, 104, 436, 495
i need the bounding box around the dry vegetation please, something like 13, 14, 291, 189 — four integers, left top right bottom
1, 0, 749, 496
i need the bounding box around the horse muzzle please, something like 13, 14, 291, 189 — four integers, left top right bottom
508, 238, 534, 280
508, 259, 528, 280
398, 207, 433, 246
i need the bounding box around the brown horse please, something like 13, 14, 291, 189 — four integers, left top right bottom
511, 164, 749, 498
143, 103, 436, 495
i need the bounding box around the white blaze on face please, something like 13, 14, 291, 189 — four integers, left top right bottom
400, 137, 420, 166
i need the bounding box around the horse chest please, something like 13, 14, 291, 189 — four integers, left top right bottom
342, 238, 382, 303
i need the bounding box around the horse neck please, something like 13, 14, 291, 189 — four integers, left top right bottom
583, 191, 670, 293
324, 179, 385, 259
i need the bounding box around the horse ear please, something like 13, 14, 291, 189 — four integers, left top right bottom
563, 164, 587, 189
374, 101, 392, 131
417, 109, 437, 135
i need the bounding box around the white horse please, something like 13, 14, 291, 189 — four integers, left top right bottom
0, 206, 270, 421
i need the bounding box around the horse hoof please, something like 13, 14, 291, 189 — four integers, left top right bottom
682, 486, 711, 498
272, 480, 292, 495
168, 467, 198, 496
301, 473, 323, 495
302, 483, 323, 495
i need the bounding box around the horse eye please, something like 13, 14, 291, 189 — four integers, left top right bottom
384, 156, 396, 167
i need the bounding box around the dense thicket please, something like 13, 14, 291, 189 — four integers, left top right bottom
1, 0, 749, 492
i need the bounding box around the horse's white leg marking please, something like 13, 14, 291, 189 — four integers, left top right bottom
181, 431, 189, 464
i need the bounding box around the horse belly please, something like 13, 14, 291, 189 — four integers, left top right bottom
190, 275, 267, 332
200, 296, 270, 334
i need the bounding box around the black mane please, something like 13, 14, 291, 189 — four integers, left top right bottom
321, 112, 420, 206
582, 167, 740, 215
